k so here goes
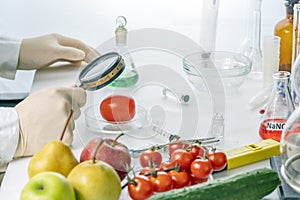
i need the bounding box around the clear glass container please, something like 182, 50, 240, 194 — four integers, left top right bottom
292, 3, 300, 66
280, 104, 300, 193
258, 71, 295, 141
238, 0, 262, 77
281, 56, 300, 193
109, 16, 139, 88
199, 0, 219, 51
262, 36, 281, 87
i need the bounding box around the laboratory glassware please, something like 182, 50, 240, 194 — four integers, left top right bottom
281, 101, 300, 193
183, 51, 252, 91
109, 16, 139, 88
258, 71, 295, 142
275, 0, 299, 72
199, 0, 219, 51
292, 3, 300, 66
281, 54, 300, 193
262, 36, 281, 87
238, 0, 262, 77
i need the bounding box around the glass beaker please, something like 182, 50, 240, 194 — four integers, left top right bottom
239, 0, 263, 77
258, 71, 295, 142
262, 36, 281, 87
281, 105, 300, 193
109, 16, 139, 88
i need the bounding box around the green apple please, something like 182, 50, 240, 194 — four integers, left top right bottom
20, 171, 76, 200
67, 160, 121, 200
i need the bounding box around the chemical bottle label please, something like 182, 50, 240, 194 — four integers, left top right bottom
266, 122, 286, 130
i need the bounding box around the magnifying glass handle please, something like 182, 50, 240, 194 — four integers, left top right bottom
59, 109, 74, 141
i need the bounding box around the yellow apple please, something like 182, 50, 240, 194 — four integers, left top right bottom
67, 160, 121, 200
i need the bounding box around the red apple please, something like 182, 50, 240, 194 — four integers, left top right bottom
80, 134, 131, 180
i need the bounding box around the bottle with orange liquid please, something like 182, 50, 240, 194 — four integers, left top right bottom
274, 0, 299, 72
259, 71, 295, 141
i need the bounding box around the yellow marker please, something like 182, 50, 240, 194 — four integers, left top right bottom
225, 139, 280, 170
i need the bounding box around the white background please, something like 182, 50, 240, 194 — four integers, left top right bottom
0, 0, 284, 51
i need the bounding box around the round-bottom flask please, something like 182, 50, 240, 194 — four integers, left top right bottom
281, 106, 300, 193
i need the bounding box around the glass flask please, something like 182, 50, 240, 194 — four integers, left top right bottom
275, 0, 299, 72
238, 0, 262, 77
258, 71, 295, 142
281, 103, 300, 193
109, 16, 139, 88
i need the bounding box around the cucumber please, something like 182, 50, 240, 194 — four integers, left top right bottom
148, 168, 280, 200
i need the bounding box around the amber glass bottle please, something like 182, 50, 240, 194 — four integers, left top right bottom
274, 0, 299, 72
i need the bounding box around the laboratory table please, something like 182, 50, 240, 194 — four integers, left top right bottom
0, 65, 280, 199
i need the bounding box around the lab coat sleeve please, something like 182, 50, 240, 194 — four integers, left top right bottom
0, 108, 19, 166
0, 36, 22, 79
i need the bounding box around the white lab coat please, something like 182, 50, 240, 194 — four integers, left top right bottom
0, 37, 22, 166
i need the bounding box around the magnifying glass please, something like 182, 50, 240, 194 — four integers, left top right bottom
78, 52, 125, 90
61, 52, 125, 133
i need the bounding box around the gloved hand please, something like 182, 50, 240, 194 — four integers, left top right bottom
14, 86, 86, 158
17, 33, 99, 70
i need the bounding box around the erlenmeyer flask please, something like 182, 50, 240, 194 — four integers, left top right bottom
258, 71, 295, 142
110, 16, 139, 88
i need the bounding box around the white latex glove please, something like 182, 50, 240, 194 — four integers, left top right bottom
14, 86, 86, 158
17, 33, 99, 70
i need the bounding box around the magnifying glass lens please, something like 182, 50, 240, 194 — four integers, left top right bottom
78, 52, 125, 90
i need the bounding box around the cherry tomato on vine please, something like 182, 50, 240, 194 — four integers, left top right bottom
168, 140, 189, 155
190, 174, 208, 185
170, 149, 194, 171
149, 171, 173, 192
190, 158, 213, 179
139, 166, 158, 175
100, 95, 136, 122
168, 170, 191, 188
206, 151, 227, 171
190, 145, 208, 159
139, 149, 162, 168
159, 162, 176, 170
128, 175, 153, 200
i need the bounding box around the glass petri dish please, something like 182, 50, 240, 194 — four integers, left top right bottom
84, 104, 156, 138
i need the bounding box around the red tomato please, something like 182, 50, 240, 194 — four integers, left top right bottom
149, 171, 173, 192
100, 95, 135, 122
206, 151, 227, 171
139, 149, 162, 168
168, 140, 189, 155
158, 162, 176, 170
190, 174, 208, 185
128, 175, 154, 200
170, 149, 194, 171
190, 145, 208, 159
168, 170, 191, 188
139, 166, 158, 175
190, 159, 213, 179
